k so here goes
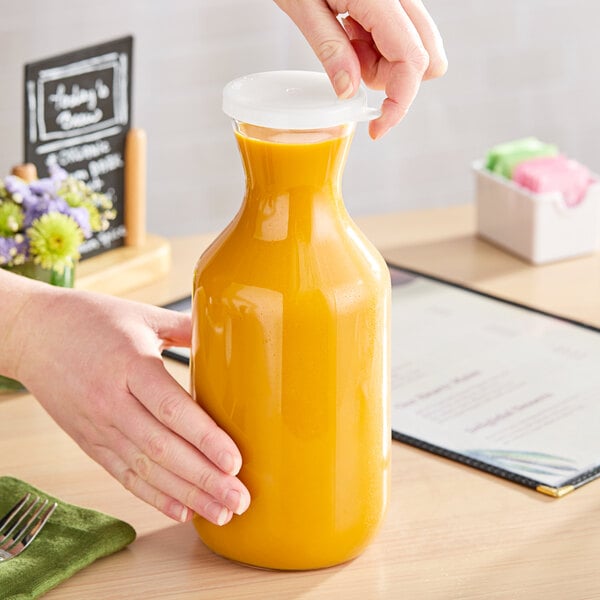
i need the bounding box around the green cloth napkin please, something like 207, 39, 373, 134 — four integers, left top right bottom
0, 476, 136, 599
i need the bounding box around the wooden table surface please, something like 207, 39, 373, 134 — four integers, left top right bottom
2, 204, 600, 599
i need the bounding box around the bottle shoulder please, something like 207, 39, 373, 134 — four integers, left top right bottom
195, 224, 389, 297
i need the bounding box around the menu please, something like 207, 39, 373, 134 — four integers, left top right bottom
389, 265, 600, 497
163, 266, 600, 497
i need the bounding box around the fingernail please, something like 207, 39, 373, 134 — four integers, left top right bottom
370, 122, 386, 141
225, 489, 250, 515
217, 451, 241, 475
179, 505, 189, 523
206, 502, 231, 526
333, 70, 353, 99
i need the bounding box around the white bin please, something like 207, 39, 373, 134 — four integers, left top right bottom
474, 160, 600, 264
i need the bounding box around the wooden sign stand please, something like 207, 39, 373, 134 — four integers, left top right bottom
12, 127, 171, 297
75, 233, 171, 296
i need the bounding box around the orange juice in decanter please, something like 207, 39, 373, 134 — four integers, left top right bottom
192, 71, 391, 570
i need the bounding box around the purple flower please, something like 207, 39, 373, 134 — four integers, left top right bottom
22, 195, 70, 228
0, 237, 14, 263
29, 177, 58, 196
0, 235, 28, 266
3, 176, 33, 203
49, 165, 68, 184
63, 205, 91, 238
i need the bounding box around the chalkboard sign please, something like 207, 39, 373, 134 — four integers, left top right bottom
24, 36, 133, 259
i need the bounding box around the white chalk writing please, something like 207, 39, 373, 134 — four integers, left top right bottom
49, 80, 110, 112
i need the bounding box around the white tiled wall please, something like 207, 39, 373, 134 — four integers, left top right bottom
1, 0, 598, 236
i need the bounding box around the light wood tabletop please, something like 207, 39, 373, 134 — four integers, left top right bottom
2, 204, 600, 599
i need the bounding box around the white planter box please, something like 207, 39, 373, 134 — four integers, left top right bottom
474, 160, 600, 264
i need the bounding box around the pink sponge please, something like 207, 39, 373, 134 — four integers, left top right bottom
513, 155, 592, 206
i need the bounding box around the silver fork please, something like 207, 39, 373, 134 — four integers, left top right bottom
0, 493, 57, 562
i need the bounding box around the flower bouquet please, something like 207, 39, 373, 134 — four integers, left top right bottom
0, 166, 115, 284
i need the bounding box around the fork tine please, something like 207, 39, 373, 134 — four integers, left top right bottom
0, 495, 39, 546
0, 493, 31, 531
2, 499, 49, 552
0, 495, 58, 562
17, 501, 57, 550
0, 494, 57, 561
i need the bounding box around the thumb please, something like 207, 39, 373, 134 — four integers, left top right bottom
276, 0, 360, 99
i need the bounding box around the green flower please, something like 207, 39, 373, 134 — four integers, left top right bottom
0, 201, 24, 235
27, 212, 84, 274
58, 177, 115, 233
80, 199, 103, 230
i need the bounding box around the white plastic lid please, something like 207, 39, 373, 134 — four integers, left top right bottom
223, 70, 380, 130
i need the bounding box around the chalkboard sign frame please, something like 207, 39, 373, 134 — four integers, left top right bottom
24, 35, 133, 260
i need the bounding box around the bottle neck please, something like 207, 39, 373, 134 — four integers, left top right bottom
231, 124, 355, 242
235, 124, 353, 198
233, 128, 353, 242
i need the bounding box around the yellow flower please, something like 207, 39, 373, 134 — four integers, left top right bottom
27, 213, 84, 274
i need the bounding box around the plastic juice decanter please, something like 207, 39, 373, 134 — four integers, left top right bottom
192, 71, 391, 570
